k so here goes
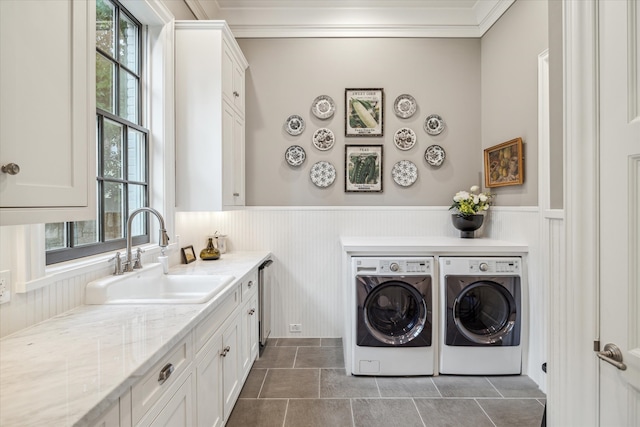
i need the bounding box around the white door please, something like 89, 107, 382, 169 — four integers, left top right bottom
598, 0, 640, 424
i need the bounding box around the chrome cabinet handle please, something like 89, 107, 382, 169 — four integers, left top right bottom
248, 308, 255, 315
248, 280, 253, 288
220, 345, 231, 357
597, 343, 627, 371
233, 91, 239, 97
1, 163, 20, 175
158, 363, 174, 385
233, 192, 240, 197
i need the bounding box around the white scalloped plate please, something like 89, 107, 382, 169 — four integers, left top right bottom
310, 161, 336, 188
285, 145, 306, 167
312, 128, 335, 151
311, 95, 336, 119
284, 114, 305, 136
394, 127, 417, 150
392, 160, 418, 187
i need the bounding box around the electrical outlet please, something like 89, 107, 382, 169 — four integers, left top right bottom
0, 270, 11, 305
289, 323, 302, 333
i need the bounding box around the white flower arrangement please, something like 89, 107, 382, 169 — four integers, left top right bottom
450, 185, 493, 217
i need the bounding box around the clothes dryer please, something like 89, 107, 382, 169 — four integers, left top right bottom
352, 257, 435, 376
439, 257, 523, 375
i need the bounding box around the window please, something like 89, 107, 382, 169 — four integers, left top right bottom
46, 0, 149, 264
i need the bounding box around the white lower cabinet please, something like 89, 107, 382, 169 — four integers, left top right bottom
145, 375, 194, 427
92, 280, 260, 427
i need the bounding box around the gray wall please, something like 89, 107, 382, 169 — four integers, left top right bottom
240, 38, 482, 206
549, 0, 564, 209
480, 0, 548, 206
238, 0, 548, 207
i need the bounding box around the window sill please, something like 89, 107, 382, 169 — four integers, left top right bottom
16, 242, 178, 294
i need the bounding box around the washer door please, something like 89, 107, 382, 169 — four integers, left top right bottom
363, 280, 427, 345
452, 280, 517, 344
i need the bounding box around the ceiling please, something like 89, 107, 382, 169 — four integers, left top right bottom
185, 0, 516, 38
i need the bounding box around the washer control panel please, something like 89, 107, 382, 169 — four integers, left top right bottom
468, 258, 521, 274
378, 259, 432, 274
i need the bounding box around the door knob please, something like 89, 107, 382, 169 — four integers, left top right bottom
596, 343, 627, 371
1, 163, 20, 175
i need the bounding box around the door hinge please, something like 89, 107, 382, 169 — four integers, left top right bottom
593, 340, 600, 351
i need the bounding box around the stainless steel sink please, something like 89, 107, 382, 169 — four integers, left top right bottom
85, 263, 234, 304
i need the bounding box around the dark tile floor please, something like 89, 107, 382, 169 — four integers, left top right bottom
227, 338, 546, 427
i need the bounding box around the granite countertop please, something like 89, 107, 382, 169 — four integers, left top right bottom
0, 251, 271, 427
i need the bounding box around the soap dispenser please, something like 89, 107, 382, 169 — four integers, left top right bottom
199, 237, 220, 260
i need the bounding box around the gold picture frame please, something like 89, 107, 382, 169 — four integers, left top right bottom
181, 245, 196, 264
484, 137, 524, 188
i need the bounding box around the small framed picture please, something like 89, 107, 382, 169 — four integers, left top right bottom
345, 145, 383, 192
345, 88, 384, 137
181, 245, 196, 264
484, 137, 524, 188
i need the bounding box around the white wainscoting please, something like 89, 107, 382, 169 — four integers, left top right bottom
0, 206, 554, 390
175, 206, 546, 386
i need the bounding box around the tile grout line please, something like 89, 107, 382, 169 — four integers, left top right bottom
411, 398, 428, 427
257, 368, 269, 399
474, 398, 498, 427
281, 399, 289, 427
485, 376, 505, 398
430, 376, 444, 398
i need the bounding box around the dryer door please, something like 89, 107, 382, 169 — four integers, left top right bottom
450, 280, 519, 345
363, 280, 427, 345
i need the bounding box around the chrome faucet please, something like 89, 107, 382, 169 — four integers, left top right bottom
123, 207, 170, 273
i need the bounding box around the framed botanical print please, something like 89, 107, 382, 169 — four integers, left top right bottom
484, 137, 524, 187
345, 145, 383, 192
345, 88, 384, 137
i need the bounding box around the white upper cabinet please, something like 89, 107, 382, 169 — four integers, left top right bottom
174, 21, 248, 211
0, 0, 96, 225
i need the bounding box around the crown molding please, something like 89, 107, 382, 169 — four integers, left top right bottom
186, 0, 515, 38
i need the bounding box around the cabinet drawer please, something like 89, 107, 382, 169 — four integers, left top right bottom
195, 288, 239, 353
241, 274, 258, 302
132, 334, 193, 425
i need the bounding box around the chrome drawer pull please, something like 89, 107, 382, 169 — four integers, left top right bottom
158, 363, 174, 385
220, 345, 231, 357
248, 308, 255, 315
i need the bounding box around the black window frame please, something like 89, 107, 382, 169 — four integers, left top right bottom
46, 0, 149, 265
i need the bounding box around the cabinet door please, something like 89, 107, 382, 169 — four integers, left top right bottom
222, 103, 245, 208
91, 401, 120, 427
241, 293, 259, 378
148, 375, 193, 427
0, 0, 95, 225
222, 312, 242, 420
195, 334, 224, 427
232, 61, 245, 114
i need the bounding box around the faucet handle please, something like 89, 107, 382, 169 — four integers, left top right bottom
133, 247, 145, 269
109, 252, 123, 275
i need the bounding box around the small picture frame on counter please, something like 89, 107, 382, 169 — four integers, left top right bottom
181, 245, 196, 264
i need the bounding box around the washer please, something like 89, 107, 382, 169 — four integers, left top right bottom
439, 257, 523, 375
352, 257, 435, 376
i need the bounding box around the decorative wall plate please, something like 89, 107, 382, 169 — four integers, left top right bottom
391, 160, 418, 187
311, 95, 336, 119
285, 114, 305, 135
285, 145, 306, 167
312, 128, 335, 151
310, 161, 336, 188
393, 127, 417, 151
393, 94, 417, 118
424, 114, 445, 135
424, 144, 446, 166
